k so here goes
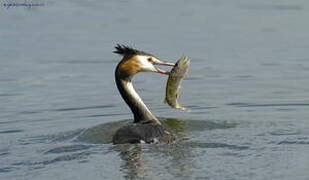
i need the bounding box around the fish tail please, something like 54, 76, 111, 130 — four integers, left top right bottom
175, 104, 186, 110
178, 106, 187, 110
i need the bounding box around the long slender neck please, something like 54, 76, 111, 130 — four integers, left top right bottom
115, 70, 161, 124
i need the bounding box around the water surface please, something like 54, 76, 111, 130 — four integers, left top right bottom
1, 0, 309, 179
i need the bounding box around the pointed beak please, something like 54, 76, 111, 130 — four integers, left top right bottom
153, 60, 175, 75
153, 60, 175, 66
155, 68, 170, 75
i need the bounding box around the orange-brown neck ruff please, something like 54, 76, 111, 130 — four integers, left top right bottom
117, 57, 141, 79
115, 57, 161, 124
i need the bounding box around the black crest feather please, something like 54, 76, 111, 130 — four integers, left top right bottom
113, 44, 153, 57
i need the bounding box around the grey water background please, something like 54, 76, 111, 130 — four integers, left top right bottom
1, 0, 309, 179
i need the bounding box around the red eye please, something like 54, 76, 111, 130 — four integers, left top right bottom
147, 57, 152, 62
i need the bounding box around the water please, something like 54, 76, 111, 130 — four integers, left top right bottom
1, 0, 309, 179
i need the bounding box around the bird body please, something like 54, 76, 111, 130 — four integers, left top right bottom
112, 45, 175, 144
113, 122, 174, 144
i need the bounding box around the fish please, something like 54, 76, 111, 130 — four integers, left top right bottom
164, 56, 190, 110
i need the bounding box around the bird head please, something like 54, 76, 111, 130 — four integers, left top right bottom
114, 44, 174, 78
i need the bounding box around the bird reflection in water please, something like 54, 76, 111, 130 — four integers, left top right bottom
113, 118, 196, 179
114, 144, 145, 179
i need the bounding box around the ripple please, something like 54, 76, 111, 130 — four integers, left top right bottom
12, 152, 91, 167
26, 118, 238, 145
45, 144, 91, 154
53, 104, 115, 112
187, 105, 217, 110
278, 141, 309, 145
81, 112, 128, 118
163, 118, 238, 132
276, 108, 296, 111
16, 104, 116, 116
44, 152, 92, 164
76, 120, 130, 144
19, 110, 42, 115
27, 129, 83, 143
186, 142, 249, 150
0, 120, 23, 125
0, 167, 14, 173
0, 149, 10, 156
75, 118, 238, 144
226, 102, 248, 106
269, 129, 300, 136
0, 129, 23, 134
0, 93, 22, 97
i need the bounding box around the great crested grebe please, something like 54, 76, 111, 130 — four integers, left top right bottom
112, 44, 175, 144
